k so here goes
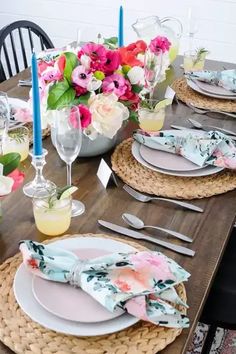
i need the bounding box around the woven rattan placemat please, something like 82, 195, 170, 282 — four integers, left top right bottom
111, 138, 236, 200
171, 78, 236, 113
24, 122, 50, 145
0, 233, 187, 354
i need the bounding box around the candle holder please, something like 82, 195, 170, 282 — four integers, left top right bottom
23, 149, 56, 198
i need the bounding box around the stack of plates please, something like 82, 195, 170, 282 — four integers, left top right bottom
187, 79, 236, 100
132, 140, 224, 178
13, 237, 139, 336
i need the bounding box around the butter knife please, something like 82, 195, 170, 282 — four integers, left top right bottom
98, 220, 195, 257
171, 124, 236, 140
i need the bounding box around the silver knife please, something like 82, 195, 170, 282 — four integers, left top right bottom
171, 124, 192, 130
196, 124, 236, 137
98, 220, 195, 257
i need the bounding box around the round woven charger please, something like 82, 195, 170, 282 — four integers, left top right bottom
23, 122, 50, 145
111, 138, 236, 200
0, 233, 187, 354
171, 77, 236, 113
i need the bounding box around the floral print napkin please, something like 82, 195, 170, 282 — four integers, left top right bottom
133, 129, 236, 169
19, 240, 190, 329
185, 69, 236, 93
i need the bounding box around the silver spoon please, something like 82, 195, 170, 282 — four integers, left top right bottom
188, 118, 236, 137
122, 213, 193, 243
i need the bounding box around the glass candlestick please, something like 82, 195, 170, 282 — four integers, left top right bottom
23, 149, 56, 198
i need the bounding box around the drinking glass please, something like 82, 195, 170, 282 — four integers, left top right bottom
33, 195, 72, 236
54, 106, 85, 217
138, 99, 166, 132
0, 92, 10, 154
3, 126, 29, 161
144, 49, 163, 100
183, 50, 206, 72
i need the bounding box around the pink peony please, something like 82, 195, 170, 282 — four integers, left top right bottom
102, 73, 127, 97
149, 36, 171, 55
78, 104, 92, 128
38, 60, 54, 76
7, 169, 25, 191
79, 43, 107, 71
103, 50, 120, 74
72, 65, 92, 88
40, 66, 62, 83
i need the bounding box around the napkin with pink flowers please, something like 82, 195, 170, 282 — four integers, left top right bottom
19, 240, 190, 328
134, 129, 236, 169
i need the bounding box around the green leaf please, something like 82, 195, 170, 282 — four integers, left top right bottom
129, 110, 139, 123
63, 52, 78, 83
103, 36, 118, 49
72, 92, 91, 106
0, 152, 21, 175
47, 79, 76, 109
132, 84, 143, 94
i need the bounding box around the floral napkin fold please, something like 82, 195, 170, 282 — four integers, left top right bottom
133, 129, 236, 169
185, 69, 236, 93
19, 240, 190, 328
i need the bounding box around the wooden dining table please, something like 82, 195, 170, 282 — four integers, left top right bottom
0, 57, 236, 354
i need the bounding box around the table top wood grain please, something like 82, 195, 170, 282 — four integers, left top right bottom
0, 57, 236, 354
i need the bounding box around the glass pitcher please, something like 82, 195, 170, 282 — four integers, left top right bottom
132, 16, 183, 63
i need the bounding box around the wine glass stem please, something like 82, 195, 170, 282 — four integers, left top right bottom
67, 163, 72, 186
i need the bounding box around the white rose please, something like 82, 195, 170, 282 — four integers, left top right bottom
88, 93, 129, 139
127, 66, 145, 85
0, 175, 14, 196
87, 77, 102, 92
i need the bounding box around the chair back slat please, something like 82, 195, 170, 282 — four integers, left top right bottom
10, 32, 20, 73
0, 20, 54, 82
28, 28, 34, 52
3, 41, 13, 77
39, 36, 44, 51
18, 28, 28, 69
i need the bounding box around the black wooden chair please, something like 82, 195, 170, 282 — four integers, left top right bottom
0, 20, 54, 82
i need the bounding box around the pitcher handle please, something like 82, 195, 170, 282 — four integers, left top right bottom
161, 17, 183, 38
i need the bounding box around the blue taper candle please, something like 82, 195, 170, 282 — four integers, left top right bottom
118, 5, 124, 47
31, 52, 43, 156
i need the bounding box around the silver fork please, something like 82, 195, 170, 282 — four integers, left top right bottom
123, 185, 204, 212
187, 102, 236, 119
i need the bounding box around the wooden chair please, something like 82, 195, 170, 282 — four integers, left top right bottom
0, 20, 54, 82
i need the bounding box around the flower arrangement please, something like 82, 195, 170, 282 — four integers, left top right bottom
0, 152, 25, 218
36, 35, 171, 140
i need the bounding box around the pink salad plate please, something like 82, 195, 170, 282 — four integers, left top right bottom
139, 144, 204, 172
32, 248, 124, 323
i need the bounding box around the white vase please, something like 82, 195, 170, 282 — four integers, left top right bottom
50, 127, 118, 157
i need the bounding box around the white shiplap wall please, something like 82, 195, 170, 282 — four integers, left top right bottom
0, 0, 235, 63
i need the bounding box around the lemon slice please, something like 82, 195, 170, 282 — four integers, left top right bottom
154, 99, 172, 111
59, 186, 78, 200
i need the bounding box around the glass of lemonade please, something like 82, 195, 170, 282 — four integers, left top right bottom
33, 195, 72, 236
138, 100, 166, 132
183, 50, 206, 72
3, 126, 29, 161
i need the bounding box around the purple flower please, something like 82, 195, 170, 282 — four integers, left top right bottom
102, 73, 127, 97
71, 65, 92, 88
149, 36, 171, 55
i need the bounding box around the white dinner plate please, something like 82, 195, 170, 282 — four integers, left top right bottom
193, 80, 236, 97
32, 248, 125, 323
132, 141, 224, 177
139, 145, 204, 171
187, 79, 236, 100
14, 237, 139, 336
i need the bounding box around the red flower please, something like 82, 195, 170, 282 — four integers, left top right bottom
27, 258, 38, 269
57, 55, 66, 73
102, 50, 120, 74
7, 169, 24, 191
119, 40, 147, 67
120, 81, 140, 110
74, 85, 87, 96
78, 104, 92, 129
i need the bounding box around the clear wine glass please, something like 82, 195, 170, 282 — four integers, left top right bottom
144, 50, 163, 100
54, 105, 85, 217
0, 92, 10, 155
